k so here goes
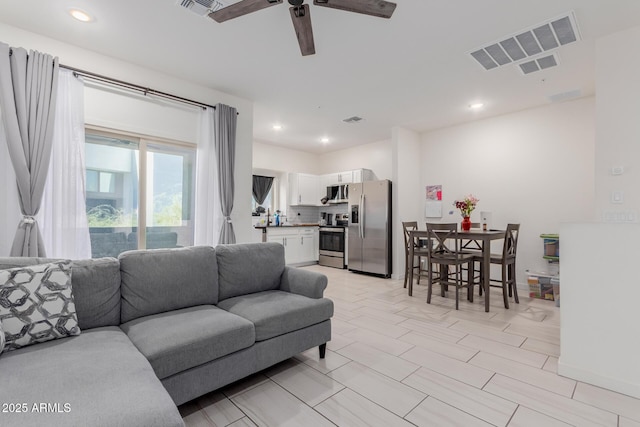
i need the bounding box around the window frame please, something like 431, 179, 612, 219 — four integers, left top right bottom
85, 125, 196, 251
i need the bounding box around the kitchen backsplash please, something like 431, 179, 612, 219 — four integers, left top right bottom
288, 204, 348, 224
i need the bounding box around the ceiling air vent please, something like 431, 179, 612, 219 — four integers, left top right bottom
343, 116, 363, 124
518, 53, 560, 75
469, 11, 580, 72
177, 0, 226, 16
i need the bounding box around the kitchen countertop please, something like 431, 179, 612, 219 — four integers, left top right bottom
254, 223, 320, 229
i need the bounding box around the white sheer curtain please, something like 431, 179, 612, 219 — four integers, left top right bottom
39, 69, 91, 259
194, 107, 221, 246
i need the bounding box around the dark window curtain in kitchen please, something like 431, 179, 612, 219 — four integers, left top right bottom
214, 103, 237, 244
252, 175, 274, 205
0, 43, 59, 256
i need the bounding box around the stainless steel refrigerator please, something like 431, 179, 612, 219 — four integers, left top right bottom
348, 180, 392, 278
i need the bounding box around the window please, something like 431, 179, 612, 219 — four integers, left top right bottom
251, 178, 277, 216
85, 131, 196, 258
252, 187, 273, 214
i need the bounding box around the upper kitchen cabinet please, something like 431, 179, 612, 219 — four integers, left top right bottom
321, 169, 374, 187
320, 173, 339, 189
289, 173, 320, 206
320, 171, 351, 187
352, 168, 376, 183
337, 171, 354, 184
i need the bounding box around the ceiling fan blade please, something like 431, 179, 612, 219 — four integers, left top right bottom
313, 0, 396, 18
289, 4, 316, 56
209, 0, 283, 23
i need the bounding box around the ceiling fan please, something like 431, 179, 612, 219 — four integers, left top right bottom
208, 0, 397, 56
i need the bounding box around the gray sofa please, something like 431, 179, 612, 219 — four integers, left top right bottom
0, 242, 333, 427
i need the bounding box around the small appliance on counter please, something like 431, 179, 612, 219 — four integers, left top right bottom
326, 213, 334, 226
335, 214, 349, 226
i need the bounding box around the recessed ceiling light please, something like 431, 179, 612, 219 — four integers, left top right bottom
272, 124, 282, 131
321, 137, 330, 144
469, 103, 485, 110
69, 9, 93, 23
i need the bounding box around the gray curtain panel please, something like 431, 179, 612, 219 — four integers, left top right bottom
214, 103, 237, 244
252, 175, 274, 206
0, 44, 59, 256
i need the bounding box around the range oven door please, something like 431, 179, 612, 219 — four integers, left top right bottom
319, 227, 345, 269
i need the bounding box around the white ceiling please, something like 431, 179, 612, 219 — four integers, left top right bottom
1, 0, 640, 153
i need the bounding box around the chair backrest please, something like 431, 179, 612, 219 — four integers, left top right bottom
502, 224, 521, 260
426, 223, 461, 256
402, 221, 418, 252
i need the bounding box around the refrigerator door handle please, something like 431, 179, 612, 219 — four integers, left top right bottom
360, 193, 365, 239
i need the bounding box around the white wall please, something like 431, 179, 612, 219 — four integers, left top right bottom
595, 25, 640, 219
559, 223, 640, 399
421, 97, 596, 286
84, 86, 200, 144
392, 128, 422, 280
0, 23, 254, 247
559, 25, 640, 398
253, 140, 321, 175
319, 139, 392, 179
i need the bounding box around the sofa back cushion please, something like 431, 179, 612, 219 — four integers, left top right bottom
0, 257, 121, 330
71, 258, 122, 328
119, 246, 218, 323
216, 242, 285, 301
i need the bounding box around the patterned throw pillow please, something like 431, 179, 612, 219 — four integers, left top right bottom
0, 321, 4, 354
0, 261, 81, 352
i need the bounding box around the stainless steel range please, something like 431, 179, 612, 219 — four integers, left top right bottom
318, 226, 345, 269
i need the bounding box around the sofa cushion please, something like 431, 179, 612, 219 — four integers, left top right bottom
119, 246, 218, 323
67, 257, 121, 329
0, 321, 5, 354
0, 257, 121, 330
217, 290, 334, 341
216, 242, 285, 301
120, 305, 255, 379
0, 327, 183, 427
0, 261, 81, 352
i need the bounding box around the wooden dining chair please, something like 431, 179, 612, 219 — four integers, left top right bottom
403, 221, 429, 295
477, 224, 521, 308
425, 223, 477, 310
460, 222, 482, 284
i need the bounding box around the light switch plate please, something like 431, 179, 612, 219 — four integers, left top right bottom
611, 191, 624, 204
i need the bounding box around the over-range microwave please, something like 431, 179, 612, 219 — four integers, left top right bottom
326, 184, 348, 204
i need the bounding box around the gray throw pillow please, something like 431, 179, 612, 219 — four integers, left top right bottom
0, 261, 81, 352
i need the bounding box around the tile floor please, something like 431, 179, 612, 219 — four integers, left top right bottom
178, 266, 640, 427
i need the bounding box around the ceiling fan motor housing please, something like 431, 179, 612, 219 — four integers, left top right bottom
288, 0, 304, 5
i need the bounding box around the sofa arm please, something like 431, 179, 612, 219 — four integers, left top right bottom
279, 266, 328, 299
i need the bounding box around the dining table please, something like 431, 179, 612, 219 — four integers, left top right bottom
409, 228, 505, 313
459, 229, 506, 312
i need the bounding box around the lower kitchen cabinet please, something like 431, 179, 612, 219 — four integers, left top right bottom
265, 227, 318, 265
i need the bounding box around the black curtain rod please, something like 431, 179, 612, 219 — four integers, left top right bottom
61, 64, 216, 111
8, 49, 237, 114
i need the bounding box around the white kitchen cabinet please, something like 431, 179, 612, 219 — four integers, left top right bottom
289, 173, 320, 206
321, 171, 354, 187
297, 227, 318, 262
265, 229, 298, 264
320, 173, 339, 189
352, 168, 375, 183
264, 226, 319, 265
337, 171, 353, 184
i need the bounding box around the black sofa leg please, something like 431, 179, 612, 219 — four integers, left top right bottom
319, 343, 327, 359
